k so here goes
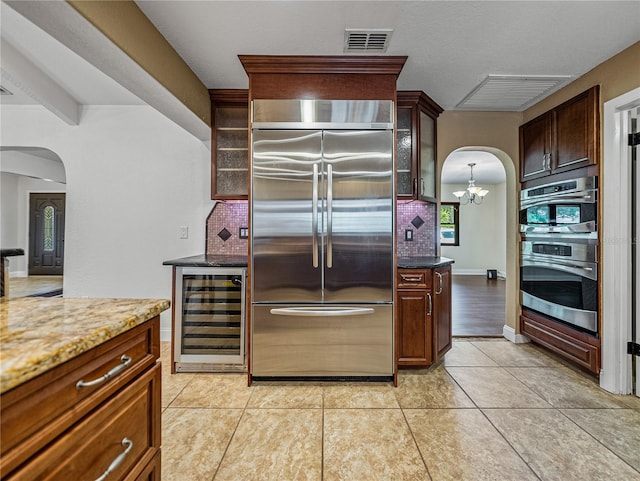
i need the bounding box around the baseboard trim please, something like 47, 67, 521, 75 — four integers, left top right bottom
160, 328, 172, 343
9, 271, 27, 278
503, 325, 530, 344
453, 269, 487, 276
452, 269, 506, 279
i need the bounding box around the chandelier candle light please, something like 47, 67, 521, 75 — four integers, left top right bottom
453, 162, 489, 205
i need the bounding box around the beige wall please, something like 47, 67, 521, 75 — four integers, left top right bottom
435, 41, 640, 337
437, 111, 521, 334
524, 41, 640, 122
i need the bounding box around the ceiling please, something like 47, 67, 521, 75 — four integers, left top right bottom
441, 150, 505, 185
1, 1, 639, 182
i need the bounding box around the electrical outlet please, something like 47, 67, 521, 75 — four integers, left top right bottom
239, 227, 249, 239
405, 229, 413, 241
179, 226, 189, 239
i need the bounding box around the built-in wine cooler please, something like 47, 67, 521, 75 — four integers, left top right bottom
173, 267, 246, 372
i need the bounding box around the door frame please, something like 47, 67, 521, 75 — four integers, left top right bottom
601, 87, 640, 395
28, 192, 66, 276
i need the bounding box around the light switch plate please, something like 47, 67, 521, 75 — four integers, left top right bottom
239, 227, 249, 239
405, 229, 413, 241
179, 226, 189, 239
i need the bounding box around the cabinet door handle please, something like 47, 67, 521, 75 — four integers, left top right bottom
427, 292, 432, 316
76, 355, 132, 389
94, 438, 133, 481
400, 274, 423, 283
421, 178, 425, 195
435, 272, 443, 295
413, 177, 418, 196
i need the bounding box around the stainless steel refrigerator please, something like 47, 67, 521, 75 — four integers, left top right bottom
250, 99, 395, 378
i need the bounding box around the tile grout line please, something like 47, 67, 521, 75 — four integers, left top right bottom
210, 382, 252, 481
555, 407, 640, 475
398, 404, 435, 481
477, 406, 544, 481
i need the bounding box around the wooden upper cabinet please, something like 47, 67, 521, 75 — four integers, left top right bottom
552, 86, 599, 173
520, 112, 552, 180
239, 55, 407, 101
210, 89, 249, 200
519, 86, 599, 183
397, 91, 443, 201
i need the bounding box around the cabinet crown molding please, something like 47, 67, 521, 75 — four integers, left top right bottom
239, 55, 407, 76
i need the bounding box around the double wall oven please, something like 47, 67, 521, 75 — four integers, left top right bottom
520, 176, 599, 335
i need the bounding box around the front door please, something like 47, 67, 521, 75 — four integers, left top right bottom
29, 193, 65, 275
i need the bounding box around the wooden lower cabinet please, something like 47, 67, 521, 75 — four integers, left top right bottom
396, 265, 452, 367
434, 265, 452, 359
0, 317, 161, 480
520, 308, 600, 374
397, 289, 433, 365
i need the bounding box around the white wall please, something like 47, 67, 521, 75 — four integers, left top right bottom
441, 181, 507, 276
0, 172, 66, 275
1, 173, 20, 265
0, 105, 212, 339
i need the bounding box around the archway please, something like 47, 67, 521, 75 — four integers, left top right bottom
439, 146, 522, 342
0, 146, 66, 296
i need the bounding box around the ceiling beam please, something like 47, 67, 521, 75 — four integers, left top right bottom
5, 0, 211, 140
1, 39, 79, 125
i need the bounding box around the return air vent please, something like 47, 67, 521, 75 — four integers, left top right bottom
344, 29, 393, 53
456, 75, 573, 111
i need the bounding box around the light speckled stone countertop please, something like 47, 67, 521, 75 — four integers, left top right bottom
0, 297, 170, 394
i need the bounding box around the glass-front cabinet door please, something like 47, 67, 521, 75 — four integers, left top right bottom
396, 91, 443, 202
211, 89, 249, 200
419, 111, 436, 199
396, 106, 414, 197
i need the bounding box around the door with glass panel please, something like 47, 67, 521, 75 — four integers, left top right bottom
28, 193, 65, 275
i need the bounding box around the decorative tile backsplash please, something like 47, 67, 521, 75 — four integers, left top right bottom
206, 201, 249, 255
397, 202, 436, 257
206, 200, 436, 257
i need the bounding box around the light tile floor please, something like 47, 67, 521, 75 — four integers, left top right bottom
160, 340, 640, 481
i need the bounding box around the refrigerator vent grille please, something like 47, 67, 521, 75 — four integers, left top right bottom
344, 29, 392, 52
456, 75, 573, 111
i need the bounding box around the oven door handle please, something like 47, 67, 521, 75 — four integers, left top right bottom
521, 256, 597, 281
520, 220, 597, 235
520, 191, 596, 209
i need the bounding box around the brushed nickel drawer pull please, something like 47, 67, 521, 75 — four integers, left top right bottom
400, 274, 423, 283
76, 355, 132, 389
94, 438, 133, 481
435, 272, 443, 294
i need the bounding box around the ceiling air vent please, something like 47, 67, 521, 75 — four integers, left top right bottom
344, 29, 393, 53
0, 86, 13, 96
456, 75, 573, 111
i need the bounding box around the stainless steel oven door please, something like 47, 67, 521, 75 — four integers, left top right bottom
519, 176, 597, 236
520, 255, 598, 334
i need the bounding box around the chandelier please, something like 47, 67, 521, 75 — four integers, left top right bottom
453, 163, 489, 205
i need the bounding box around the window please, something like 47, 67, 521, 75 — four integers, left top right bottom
440, 202, 459, 246
43, 205, 55, 251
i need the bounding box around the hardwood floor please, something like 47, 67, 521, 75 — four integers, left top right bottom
452, 275, 505, 337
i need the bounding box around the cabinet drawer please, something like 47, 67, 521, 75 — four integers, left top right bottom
397, 269, 431, 289
1, 318, 159, 474
7, 363, 160, 481
520, 310, 600, 374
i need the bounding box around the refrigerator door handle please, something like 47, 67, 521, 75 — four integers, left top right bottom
270, 307, 375, 317
327, 163, 333, 268
312, 163, 319, 268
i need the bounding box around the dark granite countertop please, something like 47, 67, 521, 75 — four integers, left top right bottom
163, 254, 248, 267
397, 256, 454, 269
